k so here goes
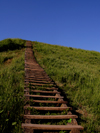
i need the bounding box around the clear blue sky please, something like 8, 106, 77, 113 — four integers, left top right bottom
0, 0, 100, 52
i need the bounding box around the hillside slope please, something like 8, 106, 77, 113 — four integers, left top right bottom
0, 39, 100, 133
32, 41, 100, 133
0, 38, 26, 133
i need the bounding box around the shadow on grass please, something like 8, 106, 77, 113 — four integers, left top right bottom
0, 39, 26, 52
0, 43, 25, 52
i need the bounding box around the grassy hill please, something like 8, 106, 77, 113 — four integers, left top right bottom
0, 39, 100, 133
32, 41, 100, 133
0, 38, 26, 133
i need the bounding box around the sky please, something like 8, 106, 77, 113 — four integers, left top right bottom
0, 0, 100, 52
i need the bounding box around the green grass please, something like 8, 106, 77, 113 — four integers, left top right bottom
0, 39, 25, 133
1, 38, 100, 132
32, 41, 100, 133
0, 38, 26, 52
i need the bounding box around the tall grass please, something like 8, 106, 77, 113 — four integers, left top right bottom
0, 39, 25, 133
32, 41, 100, 133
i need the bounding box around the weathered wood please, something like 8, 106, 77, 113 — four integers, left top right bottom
28, 90, 60, 94
55, 92, 62, 100
25, 79, 53, 84
24, 86, 58, 90
28, 99, 67, 104
25, 68, 44, 71
24, 94, 64, 99
44, 87, 58, 90
22, 124, 84, 130
29, 83, 54, 86
23, 115, 78, 119
27, 76, 51, 79
26, 77, 51, 81
24, 106, 72, 111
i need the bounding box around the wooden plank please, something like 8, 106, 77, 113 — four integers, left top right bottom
27, 78, 52, 82
25, 79, 53, 84
30, 83, 54, 86
27, 77, 51, 80
27, 99, 67, 104
45, 87, 58, 90
25, 69, 44, 72
24, 86, 58, 90
25, 68, 44, 71
24, 106, 72, 111
29, 90, 60, 94
23, 115, 78, 119
24, 94, 64, 99
28, 76, 50, 79
30, 80, 53, 83
22, 124, 84, 130
25, 76, 48, 78
31, 87, 58, 90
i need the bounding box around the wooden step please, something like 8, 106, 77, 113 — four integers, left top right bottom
25, 68, 44, 71
26, 77, 51, 81
31, 86, 58, 90
23, 115, 78, 119
27, 75, 50, 78
29, 83, 54, 86
28, 78, 51, 83
30, 100, 68, 104
32, 87, 58, 90
27, 77, 51, 80
25, 80, 53, 84
25, 70, 45, 72
24, 86, 58, 90
24, 94, 63, 99
22, 123, 84, 130
27, 78, 52, 82
24, 106, 72, 111
28, 76, 50, 79
25, 62, 39, 65
26, 90, 60, 94
30, 81, 54, 84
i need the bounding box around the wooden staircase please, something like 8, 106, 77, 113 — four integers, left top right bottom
22, 41, 84, 133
